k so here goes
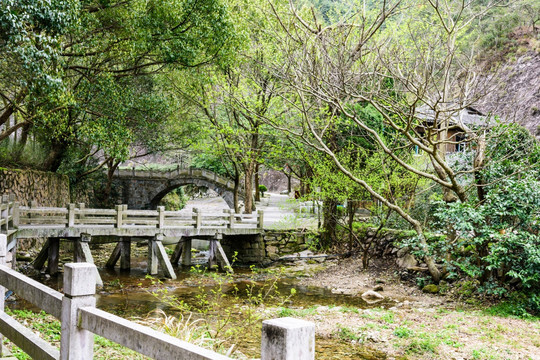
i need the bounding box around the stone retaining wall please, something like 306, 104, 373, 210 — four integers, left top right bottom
0, 168, 70, 206
221, 230, 316, 264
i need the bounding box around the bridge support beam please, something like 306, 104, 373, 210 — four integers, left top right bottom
106, 237, 131, 271
170, 237, 183, 266
181, 238, 192, 266
148, 235, 176, 279
47, 238, 60, 276
33, 239, 50, 271
75, 234, 103, 287
208, 233, 233, 273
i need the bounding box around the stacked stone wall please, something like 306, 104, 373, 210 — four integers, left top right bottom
221, 230, 315, 264
0, 168, 70, 206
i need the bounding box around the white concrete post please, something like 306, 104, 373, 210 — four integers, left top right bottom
12, 201, 19, 229
193, 208, 201, 228
257, 210, 264, 229
261, 317, 315, 360
115, 205, 123, 228
60, 263, 96, 360
68, 204, 75, 227
0, 234, 6, 356
1, 195, 8, 232
78, 203, 85, 224
225, 209, 235, 229
157, 206, 165, 229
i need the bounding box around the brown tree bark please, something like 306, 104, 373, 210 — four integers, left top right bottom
254, 162, 261, 202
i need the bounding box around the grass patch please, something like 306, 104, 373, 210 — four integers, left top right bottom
484, 300, 540, 320
335, 325, 362, 342
405, 338, 437, 355
4, 309, 147, 359
276, 306, 318, 318
393, 326, 413, 338
338, 306, 361, 314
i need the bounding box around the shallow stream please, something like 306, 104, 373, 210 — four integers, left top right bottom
13, 253, 391, 359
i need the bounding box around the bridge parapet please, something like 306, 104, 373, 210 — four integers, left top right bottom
15, 203, 263, 239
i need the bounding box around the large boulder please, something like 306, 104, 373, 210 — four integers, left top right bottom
396, 253, 418, 269
361, 290, 385, 303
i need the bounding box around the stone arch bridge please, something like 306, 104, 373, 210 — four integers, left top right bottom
112, 167, 241, 209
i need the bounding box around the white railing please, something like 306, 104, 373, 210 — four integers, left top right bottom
16, 203, 264, 230
0, 234, 314, 360
0, 195, 18, 235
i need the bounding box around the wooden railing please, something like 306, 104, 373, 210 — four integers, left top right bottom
0, 235, 315, 360
16, 203, 264, 230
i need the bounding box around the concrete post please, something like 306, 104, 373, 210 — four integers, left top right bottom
12, 201, 19, 229
78, 203, 85, 224
225, 209, 235, 229
1, 195, 8, 233
261, 317, 315, 360
115, 205, 123, 228
157, 206, 165, 229
120, 238, 131, 271
257, 210, 264, 229
181, 238, 192, 266
148, 237, 158, 275
60, 263, 96, 360
48, 237, 60, 276
0, 234, 6, 356
193, 208, 201, 228
68, 204, 75, 227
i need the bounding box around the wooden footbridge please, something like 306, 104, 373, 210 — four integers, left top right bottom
0, 195, 264, 284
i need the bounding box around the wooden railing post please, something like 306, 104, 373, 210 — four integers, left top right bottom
257, 210, 264, 229
60, 263, 96, 360
115, 205, 123, 228
261, 317, 315, 360
68, 203, 75, 227
157, 206, 165, 229
0, 234, 6, 356
193, 208, 201, 229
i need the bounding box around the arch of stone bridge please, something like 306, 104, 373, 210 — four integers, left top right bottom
112, 168, 242, 210
149, 178, 237, 209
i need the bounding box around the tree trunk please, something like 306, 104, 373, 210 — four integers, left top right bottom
43, 140, 68, 172
254, 163, 261, 202
243, 163, 255, 213
286, 172, 292, 194
321, 198, 339, 248
13, 122, 31, 162
347, 200, 358, 252
233, 167, 240, 213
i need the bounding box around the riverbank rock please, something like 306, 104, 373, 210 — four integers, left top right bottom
361, 290, 385, 303
422, 284, 440, 294
396, 253, 418, 269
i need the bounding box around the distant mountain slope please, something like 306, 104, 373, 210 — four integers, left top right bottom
479, 49, 540, 135
474, 24, 540, 134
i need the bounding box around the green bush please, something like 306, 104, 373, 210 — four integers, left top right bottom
258, 184, 267, 196
428, 124, 540, 314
